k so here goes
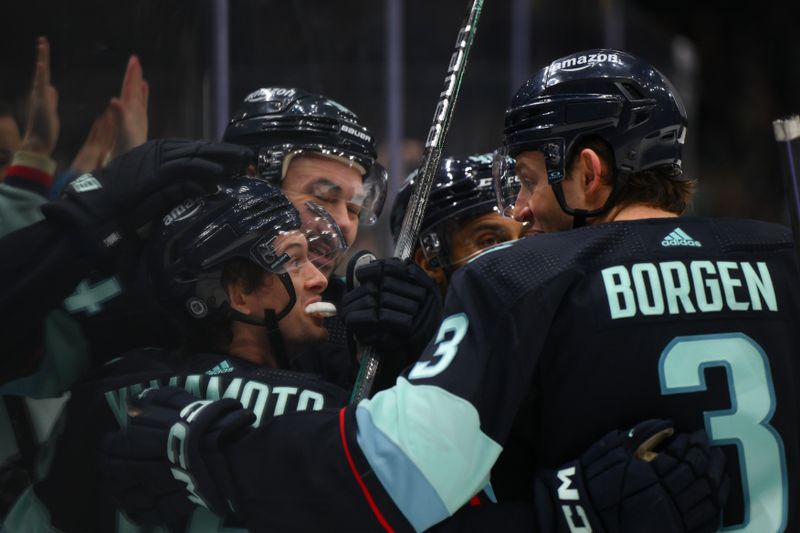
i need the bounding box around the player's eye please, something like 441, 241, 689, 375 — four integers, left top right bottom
286, 249, 306, 269
313, 192, 335, 204
476, 233, 501, 249
346, 202, 362, 219
520, 175, 537, 192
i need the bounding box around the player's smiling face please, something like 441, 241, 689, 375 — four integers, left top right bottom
512, 151, 575, 233
281, 154, 364, 248
448, 212, 524, 266
229, 232, 330, 362
269, 233, 331, 352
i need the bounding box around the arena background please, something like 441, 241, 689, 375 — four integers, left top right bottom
2, 0, 799, 259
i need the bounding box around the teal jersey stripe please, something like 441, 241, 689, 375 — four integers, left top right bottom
355, 406, 449, 531
356, 377, 503, 530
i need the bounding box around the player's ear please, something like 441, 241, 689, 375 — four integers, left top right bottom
579, 147, 610, 206
579, 148, 604, 190
415, 248, 447, 290
227, 280, 257, 316
227, 272, 277, 316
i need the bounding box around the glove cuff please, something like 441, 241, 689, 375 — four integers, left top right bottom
533, 460, 606, 533
41, 196, 95, 227
12, 150, 57, 176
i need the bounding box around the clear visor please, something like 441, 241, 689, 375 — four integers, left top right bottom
492, 140, 565, 220
420, 211, 524, 269
492, 148, 520, 218
251, 201, 347, 279
260, 145, 388, 226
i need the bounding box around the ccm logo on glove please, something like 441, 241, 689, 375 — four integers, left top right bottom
556, 466, 592, 532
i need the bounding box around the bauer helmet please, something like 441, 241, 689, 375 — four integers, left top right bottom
223, 87, 387, 226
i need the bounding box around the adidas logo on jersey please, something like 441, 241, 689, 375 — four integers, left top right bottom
661, 227, 701, 247
205, 360, 234, 376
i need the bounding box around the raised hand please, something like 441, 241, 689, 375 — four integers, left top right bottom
110, 55, 149, 158
70, 106, 118, 173
21, 37, 59, 156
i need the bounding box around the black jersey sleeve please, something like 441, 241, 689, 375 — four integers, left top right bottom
0, 221, 94, 382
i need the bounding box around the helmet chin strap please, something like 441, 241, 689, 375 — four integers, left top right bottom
549, 171, 627, 229
227, 271, 297, 370
263, 309, 290, 370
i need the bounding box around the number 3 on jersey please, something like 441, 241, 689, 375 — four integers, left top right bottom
659, 333, 788, 532
409, 313, 468, 380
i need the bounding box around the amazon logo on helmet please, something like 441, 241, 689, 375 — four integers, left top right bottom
543, 51, 623, 78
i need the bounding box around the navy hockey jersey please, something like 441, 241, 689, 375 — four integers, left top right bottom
211, 217, 798, 532
4, 349, 350, 532
353, 217, 800, 531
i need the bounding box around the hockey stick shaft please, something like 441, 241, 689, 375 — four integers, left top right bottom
393, 0, 484, 260
350, 0, 484, 404
772, 115, 800, 275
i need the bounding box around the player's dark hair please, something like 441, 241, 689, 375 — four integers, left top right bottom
569, 135, 695, 215
221, 257, 270, 295
179, 258, 268, 356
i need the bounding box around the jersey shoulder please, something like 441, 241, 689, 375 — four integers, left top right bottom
453, 216, 795, 313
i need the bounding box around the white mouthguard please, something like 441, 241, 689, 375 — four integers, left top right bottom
304, 301, 337, 318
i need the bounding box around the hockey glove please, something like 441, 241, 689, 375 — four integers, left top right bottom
101, 386, 254, 525
41, 138, 252, 256
532, 419, 729, 533
342, 253, 443, 386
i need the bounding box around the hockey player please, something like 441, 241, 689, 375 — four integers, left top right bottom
388, 153, 524, 296
338, 154, 524, 389
223, 87, 441, 388
2, 176, 353, 531
102, 51, 754, 532
0, 83, 435, 519
0, 86, 436, 391
222, 86, 388, 249
0, 43, 182, 519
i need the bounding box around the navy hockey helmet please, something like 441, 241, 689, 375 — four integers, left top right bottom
223, 87, 387, 225
148, 176, 346, 324
391, 153, 519, 269
494, 49, 688, 222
